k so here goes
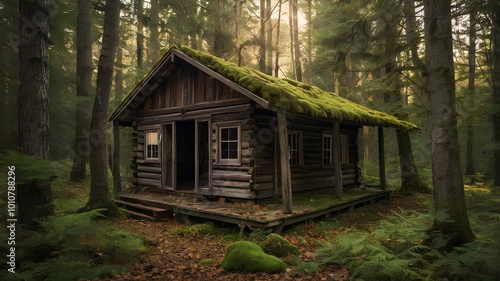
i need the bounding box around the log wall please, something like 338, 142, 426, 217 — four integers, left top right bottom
251, 109, 360, 195
128, 61, 361, 200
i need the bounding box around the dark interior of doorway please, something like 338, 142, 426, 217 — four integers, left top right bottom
176, 120, 195, 190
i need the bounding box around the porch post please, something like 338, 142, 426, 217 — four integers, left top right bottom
112, 119, 121, 195
378, 127, 387, 190
332, 121, 343, 199
277, 110, 293, 214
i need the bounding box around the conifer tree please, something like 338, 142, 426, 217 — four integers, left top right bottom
423, 0, 474, 247
69, 0, 93, 183
18, 0, 54, 227
82, 0, 120, 215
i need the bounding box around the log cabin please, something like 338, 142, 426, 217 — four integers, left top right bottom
109, 46, 416, 212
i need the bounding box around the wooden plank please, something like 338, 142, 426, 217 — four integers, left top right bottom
212, 180, 251, 189
137, 172, 162, 180
333, 121, 343, 199
134, 178, 161, 187
112, 120, 121, 195
278, 110, 293, 214
136, 165, 162, 173
212, 173, 252, 181
378, 127, 387, 190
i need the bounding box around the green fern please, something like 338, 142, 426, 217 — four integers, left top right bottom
0, 209, 145, 281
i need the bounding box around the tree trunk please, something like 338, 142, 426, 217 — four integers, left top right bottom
214, 0, 224, 57
384, 0, 428, 194
259, 0, 266, 72
423, 0, 474, 248
492, 0, 500, 187
274, 0, 282, 77
234, 0, 241, 56
149, 0, 160, 64
292, 0, 302, 82
83, 0, 120, 216
304, 0, 312, 83
465, 8, 477, 176
135, 0, 144, 69
70, 0, 93, 183
265, 0, 272, 75
18, 0, 53, 228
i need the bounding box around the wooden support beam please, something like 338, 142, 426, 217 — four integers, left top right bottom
277, 110, 293, 214
378, 127, 387, 190
112, 120, 122, 195
332, 121, 343, 199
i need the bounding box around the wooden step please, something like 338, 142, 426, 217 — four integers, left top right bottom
114, 199, 168, 212
119, 208, 156, 220
114, 199, 173, 218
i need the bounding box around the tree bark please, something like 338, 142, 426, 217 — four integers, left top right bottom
423, 0, 474, 248
265, 0, 273, 75
135, 0, 144, 69
384, 0, 428, 194
292, 0, 302, 82
70, 0, 93, 183
83, 0, 120, 216
492, 0, 500, 187
18, 0, 53, 228
465, 8, 477, 176
259, 0, 266, 73
214, 0, 224, 57
149, 0, 160, 63
274, 0, 282, 77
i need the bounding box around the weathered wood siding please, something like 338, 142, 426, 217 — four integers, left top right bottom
251, 109, 360, 195
128, 62, 360, 199
131, 127, 162, 188
141, 63, 239, 111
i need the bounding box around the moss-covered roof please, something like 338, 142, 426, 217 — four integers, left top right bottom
111, 46, 417, 130
176, 46, 416, 130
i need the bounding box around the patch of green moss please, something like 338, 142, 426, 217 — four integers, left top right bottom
221, 241, 287, 273
260, 234, 300, 258
199, 258, 214, 266
178, 46, 416, 131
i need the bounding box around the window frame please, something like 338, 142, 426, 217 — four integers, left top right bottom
322, 133, 333, 167
217, 123, 241, 165
145, 130, 160, 161
288, 131, 303, 167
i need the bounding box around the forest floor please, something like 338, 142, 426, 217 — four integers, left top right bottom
92, 194, 428, 281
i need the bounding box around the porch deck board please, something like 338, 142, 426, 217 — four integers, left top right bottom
116, 188, 391, 230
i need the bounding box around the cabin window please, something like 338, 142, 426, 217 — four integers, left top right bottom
288, 131, 303, 167
218, 125, 241, 164
322, 133, 333, 166
145, 131, 159, 160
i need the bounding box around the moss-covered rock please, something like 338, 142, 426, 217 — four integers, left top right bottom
260, 234, 300, 258
221, 241, 287, 273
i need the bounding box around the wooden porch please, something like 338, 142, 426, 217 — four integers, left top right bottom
114, 188, 392, 234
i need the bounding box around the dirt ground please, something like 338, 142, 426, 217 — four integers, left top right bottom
95, 195, 426, 281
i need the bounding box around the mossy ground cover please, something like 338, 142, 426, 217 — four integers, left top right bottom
0, 177, 147, 281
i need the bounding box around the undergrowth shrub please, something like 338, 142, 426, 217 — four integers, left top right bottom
316, 191, 500, 280
0, 209, 146, 281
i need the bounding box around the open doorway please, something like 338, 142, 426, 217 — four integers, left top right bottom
176, 120, 195, 190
